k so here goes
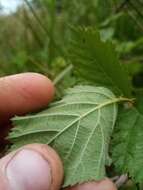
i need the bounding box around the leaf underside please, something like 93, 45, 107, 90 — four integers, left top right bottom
9, 85, 118, 187
69, 27, 132, 97
112, 107, 143, 182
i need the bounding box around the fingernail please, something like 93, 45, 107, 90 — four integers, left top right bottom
6, 149, 52, 190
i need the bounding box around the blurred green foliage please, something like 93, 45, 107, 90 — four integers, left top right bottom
0, 0, 143, 103
0, 0, 142, 78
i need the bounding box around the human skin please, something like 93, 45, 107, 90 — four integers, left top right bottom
0, 73, 117, 190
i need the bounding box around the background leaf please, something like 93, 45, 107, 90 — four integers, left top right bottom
112, 106, 143, 183
9, 85, 118, 187
69, 27, 132, 97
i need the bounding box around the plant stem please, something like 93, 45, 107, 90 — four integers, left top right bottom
53, 64, 73, 85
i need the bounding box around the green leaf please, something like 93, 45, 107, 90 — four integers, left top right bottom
9, 85, 119, 187
112, 106, 143, 182
69, 27, 132, 97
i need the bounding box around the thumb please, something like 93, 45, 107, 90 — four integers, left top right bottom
0, 144, 63, 190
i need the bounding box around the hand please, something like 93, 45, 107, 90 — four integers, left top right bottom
0, 73, 117, 190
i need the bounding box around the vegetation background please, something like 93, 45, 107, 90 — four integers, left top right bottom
0, 0, 143, 189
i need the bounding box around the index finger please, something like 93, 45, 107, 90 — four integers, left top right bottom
0, 73, 54, 124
